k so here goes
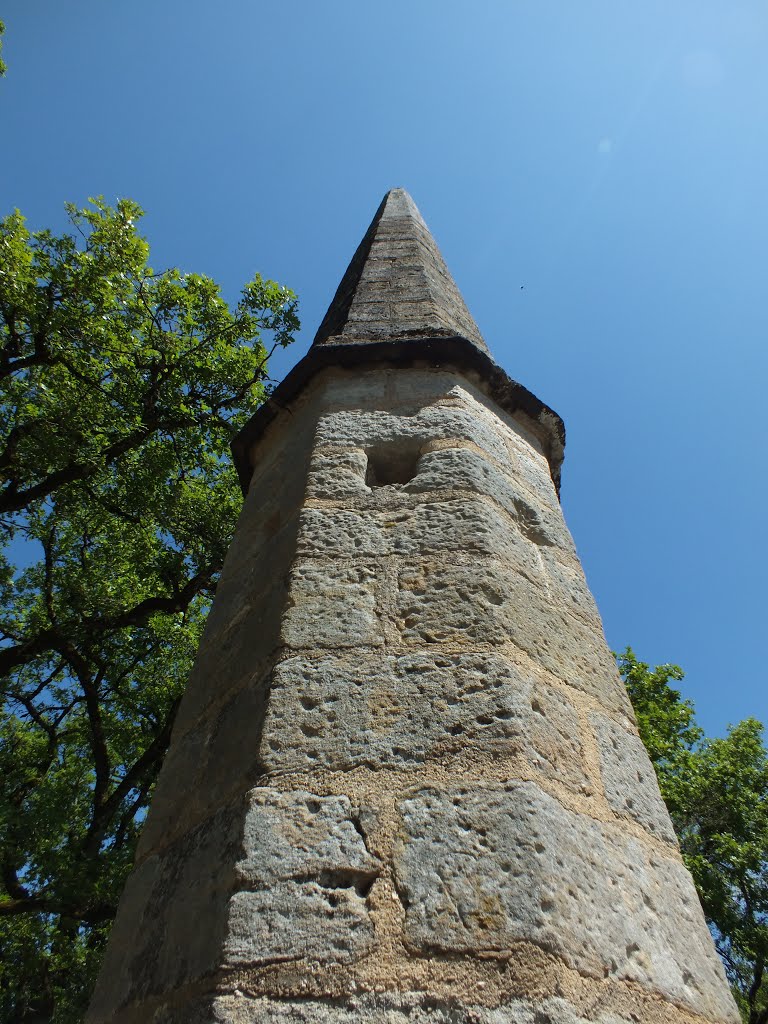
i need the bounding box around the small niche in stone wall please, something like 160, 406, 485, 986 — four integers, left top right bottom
366, 442, 421, 487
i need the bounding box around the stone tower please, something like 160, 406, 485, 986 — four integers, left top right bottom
88, 190, 738, 1024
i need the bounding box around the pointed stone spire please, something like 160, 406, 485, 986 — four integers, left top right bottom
314, 188, 488, 353
88, 191, 740, 1024
231, 188, 566, 495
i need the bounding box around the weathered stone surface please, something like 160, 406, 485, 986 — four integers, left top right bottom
296, 507, 388, 558
443, 387, 559, 504
90, 790, 380, 1022
404, 446, 573, 551
539, 548, 601, 625
306, 447, 369, 500
396, 561, 631, 715
313, 189, 487, 351
174, 575, 288, 738
394, 783, 737, 1021
203, 513, 300, 640
282, 564, 383, 648
296, 499, 540, 576
225, 883, 374, 966
191, 993, 636, 1023
88, 804, 242, 1019
591, 713, 678, 844
237, 789, 380, 883
138, 678, 272, 857
259, 652, 589, 788
316, 367, 481, 412
314, 405, 511, 466
226, 789, 379, 967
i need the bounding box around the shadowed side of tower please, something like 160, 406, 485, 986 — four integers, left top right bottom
88, 191, 739, 1024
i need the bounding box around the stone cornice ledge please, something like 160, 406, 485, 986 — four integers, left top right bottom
231, 334, 566, 499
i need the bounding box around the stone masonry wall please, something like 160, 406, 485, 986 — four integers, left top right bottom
87, 366, 738, 1024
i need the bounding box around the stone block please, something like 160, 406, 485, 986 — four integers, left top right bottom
387, 369, 481, 409
203, 513, 300, 640
139, 678, 270, 857
194, 993, 637, 1023
282, 564, 383, 648
465, 390, 547, 454
225, 789, 380, 968
245, 410, 319, 513
296, 507, 388, 558
314, 368, 390, 409
396, 562, 631, 715
313, 366, 482, 413
386, 501, 537, 571
225, 882, 374, 966
236, 789, 380, 884
394, 783, 736, 1021
591, 713, 678, 845
538, 549, 602, 626
404, 447, 573, 552
259, 652, 589, 790
306, 448, 369, 500
93, 789, 381, 1020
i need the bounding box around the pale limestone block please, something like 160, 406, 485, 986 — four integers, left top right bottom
245, 400, 320, 497
443, 382, 554, 472
317, 366, 465, 410
258, 653, 589, 790
404, 447, 574, 552
92, 789, 381, 1020
224, 789, 379, 968
236, 789, 380, 884
394, 783, 738, 1022
591, 713, 678, 845
396, 561, 631, 715
136, 715, 208, 857
306, 447, 369, 500
203, 514, 300, 640
387, 368, 484, 408
503, 440, 560, 511
194, 993, 637, 1023
225, 883, 374, 966
87, 855, 163, 1021
314, 366, 391, 407
386, 501, 539, 573
282, 564, 383, 648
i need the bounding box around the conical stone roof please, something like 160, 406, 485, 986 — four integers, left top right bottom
232, 189, 565, 495
313, 188, 488, 353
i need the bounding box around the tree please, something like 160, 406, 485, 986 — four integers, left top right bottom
0, 198, 298, 1022
619, 649, 768, 1024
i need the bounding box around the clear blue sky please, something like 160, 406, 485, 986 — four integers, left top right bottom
2, 2, 766, 737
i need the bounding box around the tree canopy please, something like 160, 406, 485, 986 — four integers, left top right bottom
0, 198, 297, 1022
619, 649, 768, 1024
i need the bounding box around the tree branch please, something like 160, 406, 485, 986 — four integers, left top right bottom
84, 694, 181, 854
